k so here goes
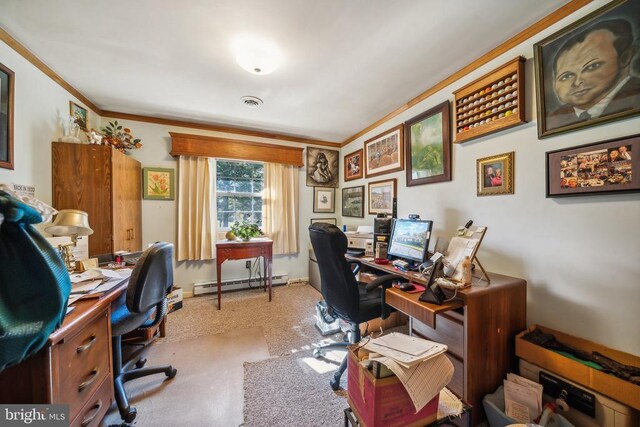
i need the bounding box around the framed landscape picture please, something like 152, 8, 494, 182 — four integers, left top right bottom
364, 124, 404, 178
69, 101, 88, 131
342, 185, 364, 218
307, 147, 339, 188
143, 167, 175, 200
344, 149, 363, 181
0, 62, 14, 170
477, 152, 515, 196
313, 187, 335, 213
405, 101, 451, 186
368, 179, 396, 215
534, 0, 640, 138
546, 134, 640, 197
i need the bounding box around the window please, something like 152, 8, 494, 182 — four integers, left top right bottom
216, 160, 264, 229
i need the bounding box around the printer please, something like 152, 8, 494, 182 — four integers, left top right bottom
344, 226, 374, 257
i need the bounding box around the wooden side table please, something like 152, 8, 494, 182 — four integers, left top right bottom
215, 238, 273, 310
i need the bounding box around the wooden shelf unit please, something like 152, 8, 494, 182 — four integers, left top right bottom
454, 57, 526, 143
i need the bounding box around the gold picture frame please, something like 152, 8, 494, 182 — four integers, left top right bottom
368, 178, 396, 215
364, 124, 404, 178
477, 152, 514, 196
143, 167, 175, 200
69, 101, 88, 131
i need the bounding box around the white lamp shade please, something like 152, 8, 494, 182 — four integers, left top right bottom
234, 36, 282, 75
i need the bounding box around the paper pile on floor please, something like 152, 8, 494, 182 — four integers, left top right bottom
363, 332, 454, 412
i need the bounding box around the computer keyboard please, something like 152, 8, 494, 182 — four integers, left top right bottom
124, 256, 141, 266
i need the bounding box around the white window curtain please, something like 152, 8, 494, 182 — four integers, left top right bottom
177, 156, 216, 261
263, 162, 299, 255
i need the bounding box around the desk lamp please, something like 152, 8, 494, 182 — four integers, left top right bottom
45, 209, 93, 271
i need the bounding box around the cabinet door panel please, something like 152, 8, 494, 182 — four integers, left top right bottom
112, 151, 141, 252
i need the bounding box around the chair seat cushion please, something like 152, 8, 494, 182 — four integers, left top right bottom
110, 292, 155, 337
353, 281, 383, 324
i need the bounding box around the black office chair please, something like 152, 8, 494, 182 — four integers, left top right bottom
309, 223, 399, 390
110, 242, 177, 423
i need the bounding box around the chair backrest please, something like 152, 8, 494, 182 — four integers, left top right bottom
126, 242, 174, 314
308, 223, 359, 322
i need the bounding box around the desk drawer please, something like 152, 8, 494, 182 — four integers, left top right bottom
56, 312, 110, 419
70, 375, 111, 427
412, 314, 464, 359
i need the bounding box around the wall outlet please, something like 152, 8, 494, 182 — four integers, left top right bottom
245, 260, 251, 269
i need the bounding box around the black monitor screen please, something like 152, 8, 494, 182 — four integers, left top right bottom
387, 219, 433, 263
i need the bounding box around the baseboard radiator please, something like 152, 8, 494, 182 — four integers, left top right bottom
193, 274, 290, 296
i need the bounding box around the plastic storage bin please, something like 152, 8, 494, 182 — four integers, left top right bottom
483, 386, 574, 427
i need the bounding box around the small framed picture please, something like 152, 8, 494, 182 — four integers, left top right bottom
546, 134, 640, 197
143, 167, 175, 200
477, 152, 515, 196
364, 124, 404, 178
0, 62, 14, 170
313, 187, 335, 213
342, 185, 364, 218
344, 149, 363, 181
368, 179, 396, 215
69, 101, 88, 131
310, 218, 337, 225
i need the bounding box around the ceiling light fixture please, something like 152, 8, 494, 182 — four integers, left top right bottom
233, 35, 282, 75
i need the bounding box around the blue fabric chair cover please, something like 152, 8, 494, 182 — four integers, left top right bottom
0, 191, 71, 371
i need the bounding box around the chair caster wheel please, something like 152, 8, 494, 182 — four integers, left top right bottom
123, 406, 137, 423
313, 348, 323, 358
330, 377, 340, 391
135, 358, 147, 369
166, 367, 177, 379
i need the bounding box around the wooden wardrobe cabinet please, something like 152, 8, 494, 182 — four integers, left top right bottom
52, 142, 142, 256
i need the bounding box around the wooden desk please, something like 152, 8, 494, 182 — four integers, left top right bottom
215, 238, 273, 310
0, 279, 128, 427
352, 257, 526, 426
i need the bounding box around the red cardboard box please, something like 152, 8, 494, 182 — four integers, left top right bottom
347, 345, 439, 427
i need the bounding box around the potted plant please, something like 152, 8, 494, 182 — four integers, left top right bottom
230, 220, 263, 241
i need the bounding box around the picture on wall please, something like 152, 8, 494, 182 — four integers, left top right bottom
477, 152, 514, 196
364, 124, 404, 178
344, 149, 363, 181
307, 147, 339, 188
313, 187, 335, 213
546, 134, 640, 197
368, 179, 396, 215
342, 185, 364, 218
534, 0, 640, 138
69, 101, 88, 131
0, 62, 14, 170
310, 218, 337, 225
143, 167, 175, 200
405, 101, 451, 186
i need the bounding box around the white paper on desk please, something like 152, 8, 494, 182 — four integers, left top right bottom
364, 333, 447, 366
93, 278, 124, 293
67, 294, 84, 305
71, 279, 103, 294
70, 269, 103, 283
372, 353, 454, 412
504, 378, 541, 423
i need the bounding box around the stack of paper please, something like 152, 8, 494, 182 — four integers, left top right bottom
68, 268, 132, 302
503, 373, 543, 423
363, 333, 454, 412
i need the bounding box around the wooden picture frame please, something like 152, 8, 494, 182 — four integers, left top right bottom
143, 167, 175, 200
313, 187, 335, 213
368, 179, 396, 215
307, 147, 339, 188
342, 185, 364, 218
477, 152, 514, 196
344, 149, 363, 181
534, 0, 640, 138
310, 218, 337, 225
69, 101, 88, 131
405, 101, 451, 186
546, 134, 639, 197
0, 62, 14, 170
364, 124, 404, 178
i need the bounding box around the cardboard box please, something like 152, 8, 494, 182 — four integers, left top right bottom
516, 325, 640, 410
347, 345, 439, 427
167, 286, 183, 313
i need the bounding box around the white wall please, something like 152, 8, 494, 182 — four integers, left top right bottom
101, 118, 319, 292
0, 40, 99, 201
339, 0, 640, 355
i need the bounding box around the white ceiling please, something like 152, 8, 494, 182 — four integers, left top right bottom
0, 0, 569, 142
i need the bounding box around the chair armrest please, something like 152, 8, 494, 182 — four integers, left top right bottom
348, 260, 362, 275
365, 274, 402, 292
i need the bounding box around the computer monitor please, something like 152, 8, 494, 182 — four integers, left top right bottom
387, 218, 433, 266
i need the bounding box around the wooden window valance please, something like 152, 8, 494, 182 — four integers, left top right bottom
169, 132, 303, 167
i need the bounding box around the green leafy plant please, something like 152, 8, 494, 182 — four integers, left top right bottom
100, 120, 142, 153
230, 220, 263, 240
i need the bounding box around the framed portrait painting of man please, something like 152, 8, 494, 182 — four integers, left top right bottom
546, 134, 640, 197
364, 125, 404, 178
534, 0, 640, 138
307, 147, 339, 188
476, 152, 514, 196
